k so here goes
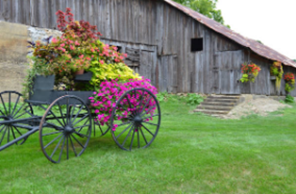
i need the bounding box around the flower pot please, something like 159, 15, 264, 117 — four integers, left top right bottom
270, 76, 276, 81
75, 69, 84, 75
33, 75, 55, 90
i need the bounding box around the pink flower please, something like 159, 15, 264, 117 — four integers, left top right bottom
51, 37, 58, 43
97, 114, 104, 121
70, 45, 74, 50
99, 60, 104, 64
75, 41, 80, 46
79, 55, 84, 59
60, 43, 65, 47
112, 124, 118, 131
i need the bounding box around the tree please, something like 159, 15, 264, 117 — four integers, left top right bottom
172, 0, 229, 28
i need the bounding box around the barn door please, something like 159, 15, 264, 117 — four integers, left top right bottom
158, 55, 178, 93
213, 50, 243, 94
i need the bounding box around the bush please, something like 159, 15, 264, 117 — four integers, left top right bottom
285, 95, 295, 103
186, 93, 204, 105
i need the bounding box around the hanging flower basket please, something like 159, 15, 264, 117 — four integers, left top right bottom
240, 63, 261, 83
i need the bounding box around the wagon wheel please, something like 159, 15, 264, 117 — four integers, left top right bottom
39, 95, 92, 163
0, 91, 33, 147
110, 88, 161, 151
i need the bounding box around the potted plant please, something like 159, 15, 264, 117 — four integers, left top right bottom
284, 72, 295, 94
270, 61, 284, 92
240, 62, 261, 83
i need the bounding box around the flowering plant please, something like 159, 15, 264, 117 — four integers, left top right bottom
89, 78, 157, 131
270, 61, 284, 91
240, 63, 261, 83
27, 8, 137, 91
284, 72, 295, 93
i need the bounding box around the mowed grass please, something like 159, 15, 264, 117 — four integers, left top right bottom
0, 97, 296, 194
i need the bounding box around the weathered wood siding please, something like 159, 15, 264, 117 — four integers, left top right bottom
0, 0, 293, 95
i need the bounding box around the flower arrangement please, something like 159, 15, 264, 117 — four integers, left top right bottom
270, 61, 284, 91
25, 8, 139, 93
284, 72, 295, 93
89, 78, 158, 131
240, 62, 261, 83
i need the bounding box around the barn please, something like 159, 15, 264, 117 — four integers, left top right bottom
0, 0, 296, 95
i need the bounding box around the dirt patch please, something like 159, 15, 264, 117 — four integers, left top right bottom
222, 98, 292, 119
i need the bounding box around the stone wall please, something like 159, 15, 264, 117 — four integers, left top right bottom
0, 21, 61, 93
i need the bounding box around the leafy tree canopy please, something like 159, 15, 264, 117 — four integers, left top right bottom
172, 0, 230, 28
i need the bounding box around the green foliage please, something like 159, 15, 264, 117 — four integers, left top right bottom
285, 83, 294, 93
156, 92, 169, 102
270, 61, 284, 91
285, 94, 295, 103
186, 93, 204, 105
240, 73, 249, 83
172, 0, 229, 28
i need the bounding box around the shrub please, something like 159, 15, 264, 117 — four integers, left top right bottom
186, 93, 204, 105
285, 94, 295, 103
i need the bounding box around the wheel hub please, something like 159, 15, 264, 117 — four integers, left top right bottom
64, 125, 74, 135
133, 115, 143, 126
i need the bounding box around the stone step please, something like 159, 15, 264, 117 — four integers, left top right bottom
194, 109, 229, 115
200, 101, 237, 106
197, 105, 233, 111
205, 98, 238, 103
209, 95, 240, 98
207, 96, 240, 100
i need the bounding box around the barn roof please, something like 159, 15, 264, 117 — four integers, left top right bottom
165, 0, 296, 68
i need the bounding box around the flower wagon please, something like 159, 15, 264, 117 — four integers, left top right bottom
0, 8, 161, 163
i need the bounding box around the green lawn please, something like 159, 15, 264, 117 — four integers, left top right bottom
0, 97, 296, 194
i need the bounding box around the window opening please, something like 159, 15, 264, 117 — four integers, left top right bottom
191, 38, 203, 52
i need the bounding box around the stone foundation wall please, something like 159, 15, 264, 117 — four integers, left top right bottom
0, 21, 61, 93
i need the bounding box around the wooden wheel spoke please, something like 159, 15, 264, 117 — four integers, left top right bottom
71, 134, 85, 149
0, 126, 7, 145
50, 135, 64, 158
7, 126, 10, 143
10, 127, 18, 144
44, 133, 63, 149
129, 128, 136, 151
69, 135, 77, 156
42, 131, 62, 137
66, 137, 69, 160
140, 96, 152, 115
48, 110, 65, 128
76, 119, 90, 133
74, 131, 89, 138
0, 95, 8, 115
117, 120, 132, 127
71, 105, 84, 123
57, 102, 66, 126
12, 103, 25, 118
116, 122, 133, 139
140, 104, 157, 117
8, 92, 11, 115
122, 125, 134, 147
141, 124, 155, 137
137, 129, 140, 148
11, 95, 20, 116
139, 128, 148, 144
58, 136, 66, 163
73, 114, 89, 126
142, 121, 158, 126
141, 114, 159, 121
